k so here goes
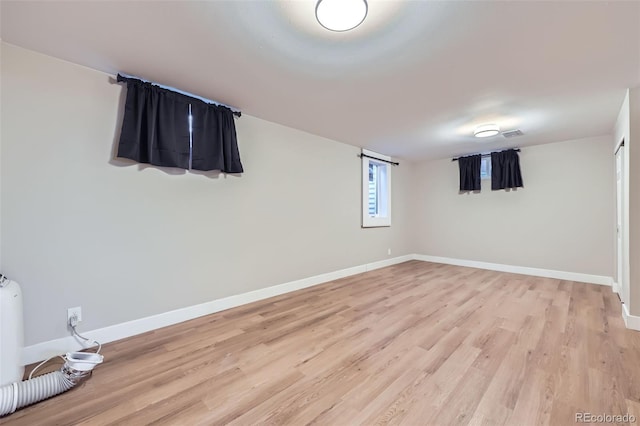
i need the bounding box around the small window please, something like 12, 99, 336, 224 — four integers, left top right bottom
362, 149, 391, 227
480, 156, 491, 180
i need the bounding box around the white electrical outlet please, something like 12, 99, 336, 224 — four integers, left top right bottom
67, 306, 82, 325
388, 248, 392, 255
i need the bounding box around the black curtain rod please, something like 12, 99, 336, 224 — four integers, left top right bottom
359, 153, 400, 166
451, 148, 520, 162
116, 74, 242, 117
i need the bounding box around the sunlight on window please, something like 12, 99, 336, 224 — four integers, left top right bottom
480, 156, 491, 180
362, 150, 391, 227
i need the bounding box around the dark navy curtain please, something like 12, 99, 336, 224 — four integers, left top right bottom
491, 149, 523, 190
117, 76, 191, 169
191, 100, 243, 173
116, 74, 243, 173
458, 154, 481, 191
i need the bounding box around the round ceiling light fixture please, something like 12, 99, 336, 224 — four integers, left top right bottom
473, 124, 501, 138
316, 0, 368, 32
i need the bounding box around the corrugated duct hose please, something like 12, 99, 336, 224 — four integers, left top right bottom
0, 352, 103, 417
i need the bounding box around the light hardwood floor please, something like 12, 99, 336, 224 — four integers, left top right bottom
3, 261, 640, 425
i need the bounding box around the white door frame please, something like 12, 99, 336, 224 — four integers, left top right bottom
615, 140, 625, 303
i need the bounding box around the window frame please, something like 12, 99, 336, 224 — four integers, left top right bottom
480, 156, 492, 180
362, 149, 392, 228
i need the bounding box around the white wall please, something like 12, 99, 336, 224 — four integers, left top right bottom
627, 88, 640, 316
411, 136, 615, 277
0, 41, 4, 270
0, 43, 413, 346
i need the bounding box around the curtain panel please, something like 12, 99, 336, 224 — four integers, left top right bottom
116, 75, 243, 173
458, 154, 481, 191
117, 76, 191, 169
491, 149, 523, 190
190, 100, 243, 173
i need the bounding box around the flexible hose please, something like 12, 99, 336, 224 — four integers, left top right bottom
0, 371, 75, 417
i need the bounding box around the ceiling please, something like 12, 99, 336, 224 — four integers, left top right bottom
2, 1, 639, 160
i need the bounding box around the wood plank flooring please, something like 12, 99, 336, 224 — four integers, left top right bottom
3, 261, 640, 425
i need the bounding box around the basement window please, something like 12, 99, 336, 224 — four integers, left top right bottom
362, 149, 391, 228
480, 156, 491, 180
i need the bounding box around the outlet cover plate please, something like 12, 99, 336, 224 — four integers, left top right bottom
67, 306, 82, 323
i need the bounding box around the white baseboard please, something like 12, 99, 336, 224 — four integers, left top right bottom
413, 254, 613, 286
622, 303, 640, 331
23, 253, 620, 364
22, 254, 413, 365
612, 281, 620, 294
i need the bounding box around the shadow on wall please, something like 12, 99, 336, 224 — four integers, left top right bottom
458, 187, 521, 195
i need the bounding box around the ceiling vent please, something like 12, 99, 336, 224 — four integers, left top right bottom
502, 129, 524, 138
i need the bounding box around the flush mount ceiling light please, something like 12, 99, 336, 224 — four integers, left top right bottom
474, 124, 501, 138
316, 0, 368, 32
